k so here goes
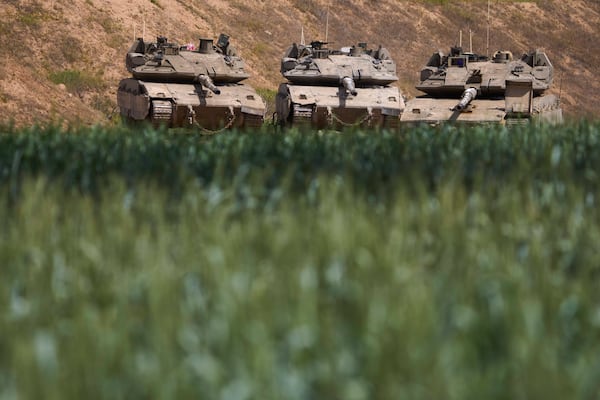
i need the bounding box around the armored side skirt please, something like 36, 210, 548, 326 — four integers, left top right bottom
276, 84, 404, 129
117, 79, 265, 131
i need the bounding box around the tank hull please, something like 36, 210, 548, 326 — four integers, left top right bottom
276, 83, 404, 129
401, 94, 563, 125
117, 78, 265, 131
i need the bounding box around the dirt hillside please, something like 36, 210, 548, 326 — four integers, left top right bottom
0, 0, 598, 126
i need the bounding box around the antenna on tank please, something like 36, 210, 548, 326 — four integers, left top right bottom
486, 0, 490, 57
459, 30, 462, 47
142, 18, 146, 41
301, 26, 305, 46
469, 29, 473, 53
325, 7, 329, 43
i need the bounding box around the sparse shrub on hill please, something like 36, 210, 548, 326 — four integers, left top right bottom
49, 69, 105, 96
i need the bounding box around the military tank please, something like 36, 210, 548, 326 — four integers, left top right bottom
117, 34, 265, 131
275, 41, 404, 129
401, 46, 563, 125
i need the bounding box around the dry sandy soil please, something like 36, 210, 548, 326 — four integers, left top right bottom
0, 0, 598, 126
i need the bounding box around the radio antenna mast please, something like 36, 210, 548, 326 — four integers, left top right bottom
486, 0, 490, 57
325, 8, 329, 43
300, 26, 305, 46
469, 28, 473, 53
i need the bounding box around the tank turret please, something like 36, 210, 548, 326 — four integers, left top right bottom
415, 47, 554, 97
276, 40, 404, 129
117, 33, 265, 131
402, 45, 562, 125
280, 41, 398, 87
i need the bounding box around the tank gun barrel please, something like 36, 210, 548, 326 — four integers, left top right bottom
341, 76, 358, 96
454, 88, 477, 111
196, 74, 221, 95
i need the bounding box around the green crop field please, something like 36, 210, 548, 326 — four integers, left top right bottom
1, 122, 600, 399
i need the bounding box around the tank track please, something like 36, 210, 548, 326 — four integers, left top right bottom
150, 100, 173, 125
242, 113, 264, 128
291, 105, 313, 125
383, 114, 400, 129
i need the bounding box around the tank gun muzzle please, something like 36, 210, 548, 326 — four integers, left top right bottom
341, 76, 358, 96
196, 74, 221, 95
454, 88, 477, 111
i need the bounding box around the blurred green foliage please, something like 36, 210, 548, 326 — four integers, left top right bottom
0, 122, 599, 399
